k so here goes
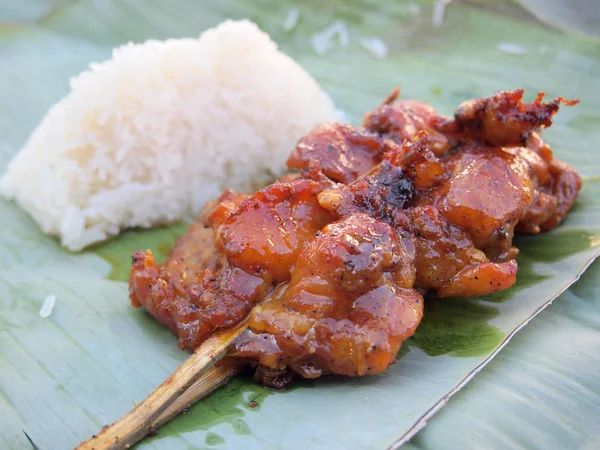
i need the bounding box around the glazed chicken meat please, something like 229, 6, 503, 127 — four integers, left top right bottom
129, 89, 580, 388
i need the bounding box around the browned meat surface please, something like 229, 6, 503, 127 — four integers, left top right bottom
287, 122, 394, 184
234, 214, 423, 381
363, 88, 452, 155
130, 89, 580, 388
129, 181, 332, 350
448, 89, 578, 147
129, 190, 261, 350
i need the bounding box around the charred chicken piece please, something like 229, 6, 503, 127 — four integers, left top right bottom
365, 89, 581, 240
130, 88, 580, 389
449, 89, 578, 146
316, 160, 415, 221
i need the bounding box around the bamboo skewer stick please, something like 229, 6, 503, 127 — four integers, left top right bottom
76, 322, 247, 450
154, 363, 242, 429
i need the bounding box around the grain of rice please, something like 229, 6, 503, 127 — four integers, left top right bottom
497, 42, 528, 55
409, 3, 421, 15
283, 8, 300, 31
40, 294, 56, 318
360, 37, 388, 59
432, 0, 453, 27
311, 20, 350, 55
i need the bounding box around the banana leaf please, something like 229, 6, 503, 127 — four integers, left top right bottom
407, 258, 600, 450
1, 1, 599, 449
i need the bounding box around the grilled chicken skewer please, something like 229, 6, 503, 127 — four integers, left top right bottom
77, 89, 580, 448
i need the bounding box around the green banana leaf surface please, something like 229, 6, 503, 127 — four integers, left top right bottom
0, 1, 599, 449
406, 257, 600, 450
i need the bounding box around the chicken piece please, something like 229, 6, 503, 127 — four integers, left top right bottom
231, 214, 423, 385
537, 158, 582, 230
315, 140, 518, 298
370, 89, 580, 252
129, 190, 269, 350
437, 260, 518, 298
130, 179, 333, 350
449, 89, 578, 146
316, 160, 414, 222
423, 146, 533, 259
287, 122, 394, 183
364, 88, 452, 156
204, 190, 250, 228
219, 178, 334, 282
316, 162, 418, 289
316, 132, 447, 221
405, 205, 518, 297
383, 131, 445, 190
432, 148, 533, 238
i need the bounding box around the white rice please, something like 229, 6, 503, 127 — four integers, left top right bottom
283, 8, 300, 32
360, 37, 388, 59
409, 3, 421, 15
311, 20, 350, 55
432, 0, 453, 27
40, 294, 56, 318
496, 42, 528, 55
0, 20, 337, 251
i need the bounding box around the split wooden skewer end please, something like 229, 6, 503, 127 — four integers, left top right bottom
75, 322, 247, 450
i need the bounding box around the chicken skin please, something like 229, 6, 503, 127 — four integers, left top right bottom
130, 89, 580, 388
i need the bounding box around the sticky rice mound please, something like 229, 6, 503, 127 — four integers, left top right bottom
0, 20, 336, 251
